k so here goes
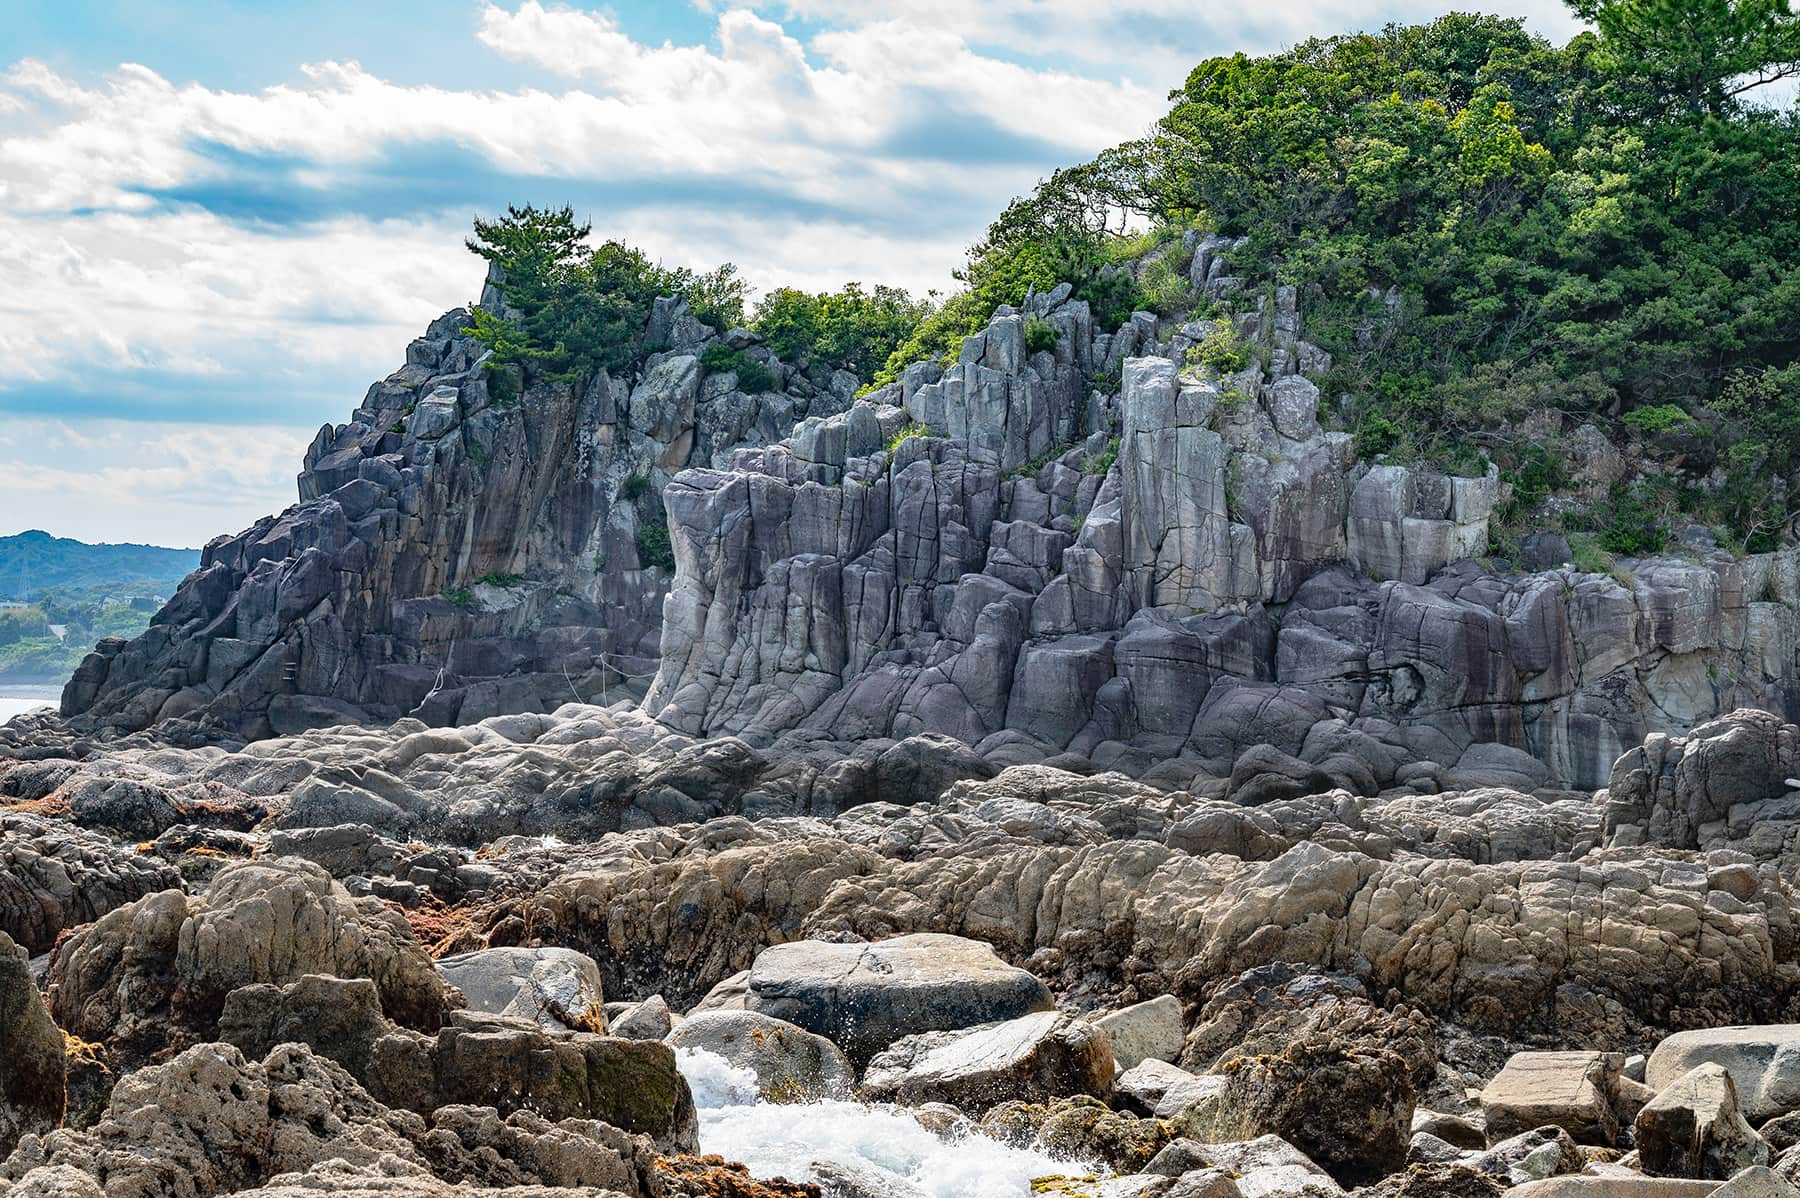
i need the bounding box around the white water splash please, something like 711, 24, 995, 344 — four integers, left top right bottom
675, 1046, 1089, 1198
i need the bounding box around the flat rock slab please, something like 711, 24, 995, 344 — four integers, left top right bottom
860, 1009, 1114, 1113
745, 932, 1052, 1065
436, 947, 606, 1033
1649, 1027, 1800, 1123
1482, 1051, 1626, 1144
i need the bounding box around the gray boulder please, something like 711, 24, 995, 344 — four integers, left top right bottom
744, 932, 1052, 1066
610, 994, 673, 1041
1096, 994, 1187, 1071
667, 1009, 853, 1101
1637, 1063, 1771, 1179
861, 1009, 1115, 1113
1648, 1027, 1800, 1124
435, 946, 607, 1033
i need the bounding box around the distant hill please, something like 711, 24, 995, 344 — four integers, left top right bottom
0, 530, 198, 602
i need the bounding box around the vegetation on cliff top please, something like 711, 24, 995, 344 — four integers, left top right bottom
467, 0, 1800, 551
979, 0, 1800, 548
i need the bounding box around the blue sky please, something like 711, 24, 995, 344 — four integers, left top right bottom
0, 0, 1583, 547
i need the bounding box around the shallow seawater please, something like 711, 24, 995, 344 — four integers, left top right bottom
677, 1047, 1089, 1198
0, 684, 60, 723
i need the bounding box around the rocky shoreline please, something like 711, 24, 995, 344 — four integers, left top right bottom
2, 698, 1800, 1196
4, 240, 1800, 1196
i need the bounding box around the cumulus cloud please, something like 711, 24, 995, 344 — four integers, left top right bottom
0, 0, 1585, 545
0, 419, 314, 546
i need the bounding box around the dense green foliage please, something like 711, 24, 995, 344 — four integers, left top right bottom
1023, 316, 1060, 354
699, 343, 775, 394
635, 518, 676, 572
753, 284, 933, 380
969, 0, 1800, 547
467, 0, 1800, 548
467, 205, 748, 382
871, 228, 1145, 387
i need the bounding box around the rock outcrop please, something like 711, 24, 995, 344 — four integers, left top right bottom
644, 287, 1800, 789
50, 857, 456, 1061
0, 1041, 674, 1198
54, 284, 853, 744
12, 237, 1800, 1198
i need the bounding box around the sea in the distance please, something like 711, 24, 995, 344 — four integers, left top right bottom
0, 683, 61, 723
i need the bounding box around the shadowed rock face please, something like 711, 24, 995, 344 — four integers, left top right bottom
54, 283, 855, 747
33, 254, 1800, 793
643, 282, 1800, 789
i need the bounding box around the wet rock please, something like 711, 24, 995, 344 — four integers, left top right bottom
667, 1010, 853, 1102
861, 1010, 1113, 1113
809, 1158, 930, 1197
744, 933, 1052, 1067
977, 1095, 1176, 1171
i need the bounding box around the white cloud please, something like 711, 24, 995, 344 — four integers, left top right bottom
0, 419, 314, 546
758, 0, 1586, 74
0, 207, 471, 398
0, 0, 1591, 549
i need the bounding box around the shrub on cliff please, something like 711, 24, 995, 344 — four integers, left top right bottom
700, 343, 775, 394
955, 0, 1800, 546
754, 283, 932, 381
465, 205, 745, 382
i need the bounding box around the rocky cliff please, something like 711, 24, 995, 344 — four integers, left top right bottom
52, 241, 1800, 788
645, 236, 1800, 789
59, 270, 856, 744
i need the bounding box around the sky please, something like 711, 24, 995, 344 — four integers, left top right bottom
0, 0, 1586, 548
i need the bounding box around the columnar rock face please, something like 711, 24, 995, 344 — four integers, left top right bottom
646, 285, 1800, 788
55, 284, 852, 744
28, 249, 1800, 790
